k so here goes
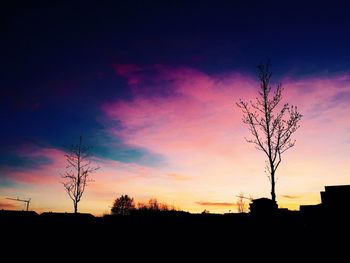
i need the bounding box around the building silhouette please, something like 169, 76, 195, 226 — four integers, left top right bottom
300, 185, 350, 214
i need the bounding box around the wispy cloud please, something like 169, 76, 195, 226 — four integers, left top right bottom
104, 65, 256, 168
0, 201, 18, 210
281, 195, 299, 199
165, 173, 189, 181
0, 146, 66, 184
196, 202, 235, 206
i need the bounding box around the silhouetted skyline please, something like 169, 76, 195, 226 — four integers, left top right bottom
1, 1, 350, 214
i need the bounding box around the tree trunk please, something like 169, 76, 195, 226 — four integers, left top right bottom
74, 201, 78, 213
271, 170, 276, 203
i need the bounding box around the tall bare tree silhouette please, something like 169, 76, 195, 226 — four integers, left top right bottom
61, 136, 99, 213
237, 63, 302, 203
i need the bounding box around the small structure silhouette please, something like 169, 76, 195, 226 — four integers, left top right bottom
249, 198, 278, 215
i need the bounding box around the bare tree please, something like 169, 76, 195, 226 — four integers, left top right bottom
148, 198, 160, 211
237, 64, 302, 203
111, 195, 135, 215
61, 136, 99, 213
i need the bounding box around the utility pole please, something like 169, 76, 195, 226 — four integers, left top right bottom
6, 197, 31, 211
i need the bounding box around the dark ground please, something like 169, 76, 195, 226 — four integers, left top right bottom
1, 210, 348, 260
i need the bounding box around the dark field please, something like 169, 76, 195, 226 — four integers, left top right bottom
1, 209, 349, 259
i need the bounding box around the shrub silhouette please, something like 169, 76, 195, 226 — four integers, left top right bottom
111, 195, 135, 215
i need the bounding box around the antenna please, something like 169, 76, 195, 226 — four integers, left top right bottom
6, 197, 31, 211
236, 194, 253, 201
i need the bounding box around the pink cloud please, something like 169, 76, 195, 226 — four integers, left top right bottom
102, 65, 350, 212
282, 75, 350, 156
165, 173, 190, 181
5, 143, 168, 192
104, 67, 257, 161
4, 146, 67, 184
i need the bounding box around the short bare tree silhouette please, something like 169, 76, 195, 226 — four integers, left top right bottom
61, 136, 99, 213
136, 198, 175, 212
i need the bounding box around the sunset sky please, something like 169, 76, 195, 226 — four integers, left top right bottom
1, 1, 350, 215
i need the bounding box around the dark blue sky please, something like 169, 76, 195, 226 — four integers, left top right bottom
2, 0, 350, 166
